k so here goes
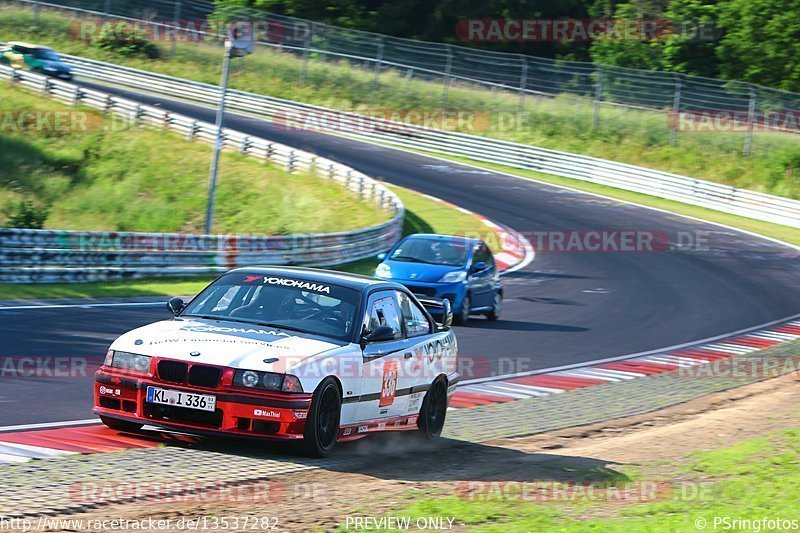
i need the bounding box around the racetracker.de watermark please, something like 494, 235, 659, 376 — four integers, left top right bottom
464, 229, 714, 253
671, 356, 800, 380
272, 109, 493, 134
71, 19, 306, 43
68, 480, 330, 505
456, 480, 713, 502
0, 356, 94, 379
456, 18, 718, 42
671, 110, 800, 134
0, 110, 113, 133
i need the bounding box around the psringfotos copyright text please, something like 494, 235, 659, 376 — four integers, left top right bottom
696, 516, 800, 531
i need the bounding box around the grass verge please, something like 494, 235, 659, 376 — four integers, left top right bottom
1, 6, 799, 198
0, 84, 385, 234
376, 429, 800, 531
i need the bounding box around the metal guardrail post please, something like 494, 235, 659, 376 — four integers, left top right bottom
70, 85, 81, 106
171, 0, 182, 57
518, 55, 528, 114
744, 86, 757, 156
300, 23, 312, 85
370, 37, 384, 106
593, 66, 603, 128
670, 74, 682, 145
286, 150, 295, 172
186, 120, 197, 141
442, 45, 453, 111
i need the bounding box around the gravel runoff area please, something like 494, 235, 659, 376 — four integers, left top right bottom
1, 340, 798, 518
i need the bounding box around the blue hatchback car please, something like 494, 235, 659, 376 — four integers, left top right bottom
374, 234, 502, 324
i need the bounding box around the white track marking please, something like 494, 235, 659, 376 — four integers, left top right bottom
0, 302, 162, 310
0, 419, 99, 433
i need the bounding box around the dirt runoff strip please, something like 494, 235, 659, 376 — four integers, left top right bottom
1, 340, 798, 519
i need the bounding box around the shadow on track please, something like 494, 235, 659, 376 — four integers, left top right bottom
113, 428, 624, 486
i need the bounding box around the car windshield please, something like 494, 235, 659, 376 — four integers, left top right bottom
389, 238, 469, 267
31, 48, 60, 61
181, 272, 360, 341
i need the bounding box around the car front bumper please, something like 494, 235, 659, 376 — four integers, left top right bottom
94, 369, 312, 441
396, 280, 467, 311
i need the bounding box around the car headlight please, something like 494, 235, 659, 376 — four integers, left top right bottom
439, 271, 467, 283
108, 350, 152, 373
233, 369, 304, 393
375, 263, 391, 278
241, 371, 259, 387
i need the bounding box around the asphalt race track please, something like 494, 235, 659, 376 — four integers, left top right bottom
1, 79, 799, 426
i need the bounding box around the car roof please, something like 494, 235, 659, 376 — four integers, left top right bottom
7, 42, 48, 49
402, 233, 481, 245
226, 266, 401, 292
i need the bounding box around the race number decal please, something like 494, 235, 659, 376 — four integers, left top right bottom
379, 361, 399, 407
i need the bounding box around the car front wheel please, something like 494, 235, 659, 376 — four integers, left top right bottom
417, 379, 448, 439
486, 292, 502, 321
302, 377, 342, 457
454, 294, 471, 325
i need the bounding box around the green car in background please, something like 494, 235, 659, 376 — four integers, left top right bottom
0, 41, 72, 79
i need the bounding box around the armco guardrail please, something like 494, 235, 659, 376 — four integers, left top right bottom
0, 64, 404, 283
60, 55, 800, 229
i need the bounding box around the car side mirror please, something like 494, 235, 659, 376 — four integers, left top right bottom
471, 261, 488, 273
362, 325, 396, 345
441, 298, 453, 329
377, 252, 387, 260
167, 297, 185, 316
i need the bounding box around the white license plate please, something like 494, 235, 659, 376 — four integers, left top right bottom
146, 386, 216, 412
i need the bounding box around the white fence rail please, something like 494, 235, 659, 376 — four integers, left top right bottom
0, 63, 404, 283
61, 55, 800, 229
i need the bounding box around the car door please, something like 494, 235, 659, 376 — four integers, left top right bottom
357, 290, 409, 422
395, 291, 435, 417
468, 242, 495, 308
8, 46, 25, 69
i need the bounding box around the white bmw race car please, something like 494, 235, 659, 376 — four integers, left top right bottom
94, 267, 459, 457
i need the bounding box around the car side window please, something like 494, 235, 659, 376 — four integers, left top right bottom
366, 295, 403, 340
397, 292, 431, 338
472, 243, 492, 269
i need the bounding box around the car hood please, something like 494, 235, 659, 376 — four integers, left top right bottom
109, 317, 343, 372
382, 260, 463, 282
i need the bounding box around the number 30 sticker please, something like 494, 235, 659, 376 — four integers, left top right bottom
379, 361, 399, 407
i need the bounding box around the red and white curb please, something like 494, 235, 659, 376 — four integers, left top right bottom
449, 318, 800, 408
415, 191, 534, 273
0, 318, 797, 462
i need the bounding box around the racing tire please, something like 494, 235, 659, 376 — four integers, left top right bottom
486, 292, 502, 321
454, 294, 471, 325
417, 379, 448, 440
302, 377, 342, 458
99, 415, 143, 432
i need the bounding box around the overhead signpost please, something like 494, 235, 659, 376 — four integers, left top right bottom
204, 21, 254, 235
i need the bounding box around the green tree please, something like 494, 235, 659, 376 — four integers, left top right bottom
715, 0, 800, 91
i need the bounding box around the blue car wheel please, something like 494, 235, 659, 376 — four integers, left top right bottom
455, 293, 471, 325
